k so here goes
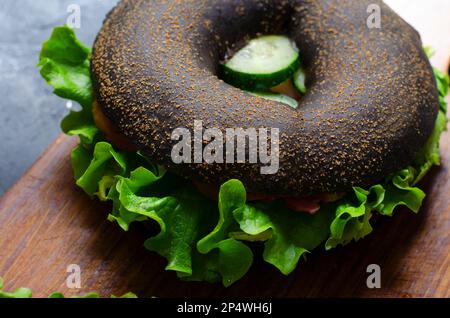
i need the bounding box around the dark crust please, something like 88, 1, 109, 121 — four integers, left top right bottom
91, 0, 440, 196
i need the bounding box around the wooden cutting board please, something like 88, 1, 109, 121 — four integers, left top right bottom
1, 3, 449, 298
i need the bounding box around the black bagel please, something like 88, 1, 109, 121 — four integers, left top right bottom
92, 0, 440, 196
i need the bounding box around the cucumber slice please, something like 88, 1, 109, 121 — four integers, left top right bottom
293, 67, 307, 94
247, 91, 298, 109
222, 35, 300, 90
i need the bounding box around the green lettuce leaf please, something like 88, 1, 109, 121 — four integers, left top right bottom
325, 185, 384, 249
220, 180, 335, 274
0, 276, 136, 298
0, 277, 32, 298
73, 142, 127, 195
38, 26, 91, 107
195, 181, 253, 286
39, 26, 449, 286
48, 292, 137, 298
377, 168, 425, 216
38, 26, 98, 144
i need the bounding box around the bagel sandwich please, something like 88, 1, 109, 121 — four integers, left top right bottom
38, 0, 449, 286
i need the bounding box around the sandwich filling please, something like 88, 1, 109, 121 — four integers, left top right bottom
39, 26, 449, 286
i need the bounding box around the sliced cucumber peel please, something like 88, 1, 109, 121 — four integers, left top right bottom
222, 35, 300, 90
247, 91, 298, 109
293, 67, 307, 95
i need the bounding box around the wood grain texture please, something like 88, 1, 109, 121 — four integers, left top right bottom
0, 3, 449, 298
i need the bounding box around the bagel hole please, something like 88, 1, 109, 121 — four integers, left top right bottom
192, 2, 311, 108
218, 34, 306, 108
197, 5, 304, 72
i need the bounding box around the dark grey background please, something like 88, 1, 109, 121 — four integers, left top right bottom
0, 0, 118, 195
